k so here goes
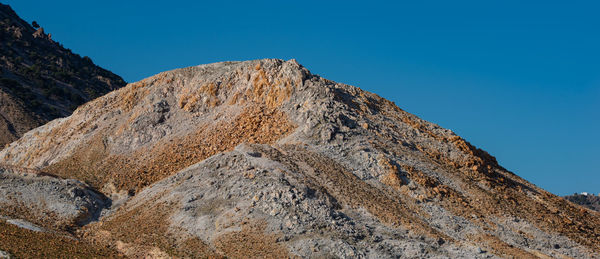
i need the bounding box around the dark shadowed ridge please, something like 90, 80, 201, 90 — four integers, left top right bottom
0, 3, 126, 147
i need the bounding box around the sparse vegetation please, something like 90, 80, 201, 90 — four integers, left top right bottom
0, 219, 122, 258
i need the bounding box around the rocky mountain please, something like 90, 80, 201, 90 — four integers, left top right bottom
0, 3, 126, 147
1, 59, 599, 258
566, 194, 600, 212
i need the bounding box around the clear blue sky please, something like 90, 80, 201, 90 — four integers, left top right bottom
6, 1, 599, 196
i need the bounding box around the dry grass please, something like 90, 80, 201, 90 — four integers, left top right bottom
0, 219, 122, 258
213, 221, 290, 258
45, 105, 296, 192
92, 194, 288, 258
0, 201, 74, 232
91, 200, 220, 258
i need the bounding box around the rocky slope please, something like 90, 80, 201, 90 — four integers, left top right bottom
0, 165, 108, 230
566, 194, 600, 212
0, 3, 126, 147
1, 59, 599, 258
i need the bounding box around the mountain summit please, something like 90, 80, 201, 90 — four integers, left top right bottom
1, 59, 599, 258
0, 3, 126, 147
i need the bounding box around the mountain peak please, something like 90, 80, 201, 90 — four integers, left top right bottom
1, 59, 599, 258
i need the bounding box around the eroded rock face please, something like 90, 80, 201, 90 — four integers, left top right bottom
0, 60, 302, 193
92, 144, 479, 258
1, 59, 600, 258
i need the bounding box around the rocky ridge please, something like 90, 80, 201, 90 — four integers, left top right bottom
0, 3, 126, 147
0, 59, 599, 258
565, 193, 600, 212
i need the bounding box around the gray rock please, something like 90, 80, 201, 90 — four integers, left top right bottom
5, 218, 44, 232
0, 166, 109, 228
1, 59, 599, 258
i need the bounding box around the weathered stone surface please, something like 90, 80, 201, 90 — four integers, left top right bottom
0, 165, 108, 229
1, 59, 599, 258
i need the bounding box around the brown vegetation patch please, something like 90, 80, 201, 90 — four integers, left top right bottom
43, 132, 111, 189
213, 221, 290, 258
90, 200, 220, 258
0, 219, 122, 258
45, 105, 296, 192
86, 198, 220, 258
91, 189, 284, 258
0, 201, 74, 232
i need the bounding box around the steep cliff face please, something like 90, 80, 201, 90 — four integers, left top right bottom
1, 59, 598, 258
0, 3, 126, 147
